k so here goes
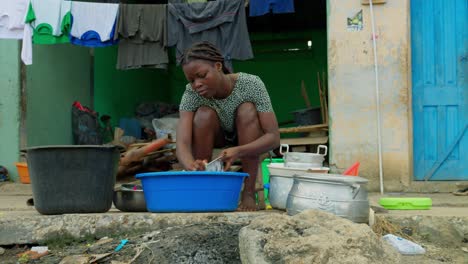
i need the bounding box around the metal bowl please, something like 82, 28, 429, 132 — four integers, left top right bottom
113, 188, 147, 212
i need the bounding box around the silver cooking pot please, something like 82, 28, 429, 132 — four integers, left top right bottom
286, 173, 369, 223
280, 144, 327, 168
113, 184, 147, 212
268, 163, 329, 210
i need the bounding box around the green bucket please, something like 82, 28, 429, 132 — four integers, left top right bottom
261, 158, 284, 204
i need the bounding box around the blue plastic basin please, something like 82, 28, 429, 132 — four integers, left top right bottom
136, 171, 249, 212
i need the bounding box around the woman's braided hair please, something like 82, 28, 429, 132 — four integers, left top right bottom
181, 41, 231, 74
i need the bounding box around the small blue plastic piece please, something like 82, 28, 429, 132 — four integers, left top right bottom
115, 239, 128, 252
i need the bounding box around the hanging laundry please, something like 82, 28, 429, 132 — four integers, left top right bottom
0, 0, 29, 39
21, 23, 33, 65
115, 4, 168, 70
249, 0, 295, 17
168, 0, 208, 3
21, 0, 72, 64
168, 0, 253, 71
24, 0, 72, 44
70, 1, 119, 47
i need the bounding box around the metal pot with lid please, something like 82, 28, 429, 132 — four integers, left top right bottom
280, 144, 327, 168
286, 173, 369, 223
267, 163, 330, 210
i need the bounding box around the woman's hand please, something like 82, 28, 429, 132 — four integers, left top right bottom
221, 147, 242, 171
188, 159, 207, 171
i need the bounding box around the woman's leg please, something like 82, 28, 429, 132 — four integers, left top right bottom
192, 106, 224, 161
236, 102, 263, 211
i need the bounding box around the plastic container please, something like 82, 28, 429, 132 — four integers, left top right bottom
261, 158, 284, 203
379, 197, 432, 210
15, 162, 30, 184
136, 171, 248, 212
26, 145, 120, 215
383, 234, 426, 255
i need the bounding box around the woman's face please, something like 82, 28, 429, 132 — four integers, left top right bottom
182, 60, 223, 98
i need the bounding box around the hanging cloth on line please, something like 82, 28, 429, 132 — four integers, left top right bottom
168, 0, 254, 71
0, 0, 28, 39
249, 0, 295, 17
70, 1, 119, 47
21, 0, 71, 65
168, 0, 208, 3
24, 0, 72, 44
115, 4, 168, 70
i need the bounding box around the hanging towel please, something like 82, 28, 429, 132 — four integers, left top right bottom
24, 0, 72, 44
249, 0, 294, 17
21, 23, 33, 65
115, 4, 168, 70
0, 0, 29, 39
70, 1, 119, 47
168, 0, 253, 70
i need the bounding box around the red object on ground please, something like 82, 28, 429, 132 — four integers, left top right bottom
72, 101, 96, 114
343, 162, 360, 176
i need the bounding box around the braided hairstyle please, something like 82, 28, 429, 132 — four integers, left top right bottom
181, 41, 231, 74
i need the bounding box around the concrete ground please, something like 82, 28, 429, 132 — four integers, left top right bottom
2, 182, 467, 215
0, 182, 467, 263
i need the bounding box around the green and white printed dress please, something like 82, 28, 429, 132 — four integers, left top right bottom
179, 72, 274, 133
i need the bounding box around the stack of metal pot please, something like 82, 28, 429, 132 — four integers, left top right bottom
268, 144, 329, 210
267, 144, 369, 223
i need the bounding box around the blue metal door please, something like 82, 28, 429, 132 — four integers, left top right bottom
411, 0, 468, 180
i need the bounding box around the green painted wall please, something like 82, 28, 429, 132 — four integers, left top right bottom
235, 32, 327, 124
0, 40, 21, 181
94, 46, 171, 128
93, 30, 327, 129
26, 44, 91, 147
169, 30, 328, 124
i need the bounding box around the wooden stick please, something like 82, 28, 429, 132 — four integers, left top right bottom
317, 72, 326, 124
120, 136, 172, 166
279, 124, 328, 134
301, 80, 311, 108
322, 71, 328, 124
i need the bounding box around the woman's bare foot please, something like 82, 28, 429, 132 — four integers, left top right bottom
237, 191, 257, 211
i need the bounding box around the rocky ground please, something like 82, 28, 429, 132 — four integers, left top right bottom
0, 212, 466, 264
0, 222, 244, 264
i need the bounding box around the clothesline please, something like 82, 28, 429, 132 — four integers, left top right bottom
0, 0, 296, 69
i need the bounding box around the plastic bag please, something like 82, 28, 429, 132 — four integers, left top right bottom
383, 234, 426, 255
152, 117, 179, 149
0, 165, 9, 182
71, 102, 102, 145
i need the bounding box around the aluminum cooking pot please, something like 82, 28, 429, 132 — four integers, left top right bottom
113, 184, 147, 212
286, 173, 369, 223
280, 144, 327, 168
268, 163, 329, 210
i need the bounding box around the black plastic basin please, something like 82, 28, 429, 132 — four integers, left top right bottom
26, 145, 119, 215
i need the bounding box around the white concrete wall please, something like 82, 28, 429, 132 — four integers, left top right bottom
328, 0, 411, 191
